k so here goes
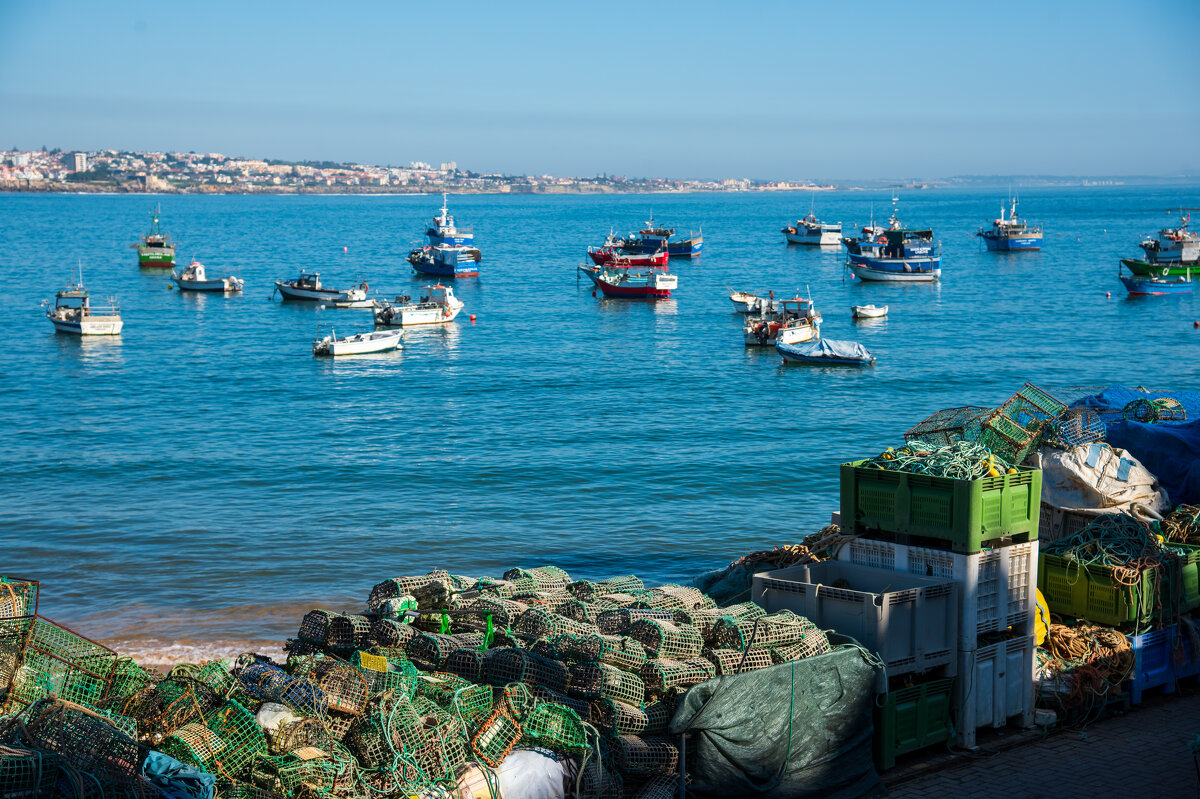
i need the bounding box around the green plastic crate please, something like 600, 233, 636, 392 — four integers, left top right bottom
1168, 543, 1200, 612
1038, 553, 1172, 626
874, 677, 954, 770
840, 461, 1042, 553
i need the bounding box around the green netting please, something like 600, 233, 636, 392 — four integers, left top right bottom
20, 698, 144, 786
612, 734, 680, 775
703, 647, 774, 675
366, 646, 415, 671
520, 702, 588, 752
528, 685, 592, 720
112, 675, 223, 746
406, 632, 485, 672
595, 608, 675, 636
157, 722, 226, 773
589, 697, 648, 735
290, 656, 369, 716
641, 658, 716, 692
0, 744, 64, 795
628, 619, 703, 660
568, 662, 645, 706
0, 577, 38, 619
473, 578, 517, 599
568, 576, 645, 602
251, 751, 340, 795
104, 657, 156, 703
322, 711, 355, 741
485, 647, 569, 693
709, 610, 824, 652
14, 617, 118, 708
503, 566, 572, 592
222, 783, 290, 799
451, 683, 494, 726
205, 699, 268, 780
554, 633, 648, 671
647, 585, 717, 611
465, 595, 529, 629
469, 706, 523, 768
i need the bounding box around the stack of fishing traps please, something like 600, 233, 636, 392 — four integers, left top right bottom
0, 566, 832, 798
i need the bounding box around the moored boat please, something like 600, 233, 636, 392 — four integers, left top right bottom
615, 216, 703, 258
172, 259, 244, 292
1119, 263, 1193, 296
977, 197, 1042, 251
587, 245, 669, 267
784, 200, 842, 245
777, 338, 875, 366
842, 203, 940, 282
374, 284, 465, 326
275, 272, 368, 303
1133, 210, 1199, 265
409, 245, 482, 278
312, 327, 402, 356
851, 304, 888, 319
579, 265, 678, 298
729, 289, 765, 314
43, 276, 123, 336
743, 295, 821, 346
132, 207, 175, 268
319, 296, 376, 309
425, 194, 475, 247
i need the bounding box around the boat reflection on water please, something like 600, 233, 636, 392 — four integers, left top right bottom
56, 333, 125, 367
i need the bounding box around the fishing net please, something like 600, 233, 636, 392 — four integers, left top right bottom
250, 750, 341, 796
628, 619, 704, 659
860, 440, 1011, 479
529, 637, 560, 661
443, 647, 488, 683
770, 633, 833, 663
558, 599, 620, 624
590, 698, 653, 736
703, 647, 774, 675
367, 570, 452, 611
643, 585, 716, 612
485, 647, 569, 693
528, 685, 592, 719
406, 632, 485, 672
411, 580, 456, 612
367, 646, 416, 671
474, 578, 517, 600
903, 405, 994, 448
0, 744, 65, 796
710, 610, 824, 652
1044, 409, 1107, 449
520, 702, 588, 752
577, 757, 624, 799
113, 675, 223, 745
465, 596, 528, 628
611, 735, 680, 775
236, 659, 327, 716
568, 662, 645, 706
20, 698, 145, 787
0, 578, 38, 619
503, 566, 572, 592
596, 608, 675, 636
157, 722, 227, 774
1162, 505, 1200, 545
1122, 397, 1187, 423
290, 656, 369, 716
554, 633, 648, 671
369, 618, 418, 649
641, 658, 716, 692
469, 706, 523, 768
327, 614, 373, 652
626, 772, 682, 799
223, 783, 290, 799
1036, 621, 1135, 712
296, 610, 337, 646
321, 711, 355, 741
281, 638, 324, 660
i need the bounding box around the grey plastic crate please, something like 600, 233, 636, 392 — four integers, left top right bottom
751, 561, 958, 678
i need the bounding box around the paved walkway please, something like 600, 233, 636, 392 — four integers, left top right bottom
886, 690, 1200, 799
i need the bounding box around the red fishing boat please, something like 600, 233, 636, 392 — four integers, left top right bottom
587, 245, 669, 267
579, 265, 678, 298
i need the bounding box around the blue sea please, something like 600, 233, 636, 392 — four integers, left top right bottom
2, 186, 1198, 662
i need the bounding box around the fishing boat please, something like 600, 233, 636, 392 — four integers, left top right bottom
777, 338, 875, 366
43, 272, 123, 336
842, 202, 940, 282
783, 212, 843, 245
172, 259, 244, 292
374, 284, 465, 326
1121, 210, 1200, 275
743, 296, 821, 346
132, 207, 175, 268
615, 216, 703, 258
977, 197, 1042, 251
275, 272, 368, 303
408, 245, 482, 278
312, 327, 402, 356
1119, 263, 1193, 296
851, 304, 888, 319
579, 265, 678, 298
587, 245, 669, 267
424, 194, 474, 247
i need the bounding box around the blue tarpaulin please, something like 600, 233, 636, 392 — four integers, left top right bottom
1070, 386, 1200, 506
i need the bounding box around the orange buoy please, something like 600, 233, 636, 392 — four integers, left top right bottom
1106, 292, 1111, 298
1194, 320, 1199, 328
469, 314, 476, 322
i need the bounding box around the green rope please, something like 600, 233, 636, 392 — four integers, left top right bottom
861, 440, 1010, 479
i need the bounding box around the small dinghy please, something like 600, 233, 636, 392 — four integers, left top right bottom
172, 259, 244, 292
319, 296, 376, 309
312, 327, 402, 356
777, 338, 875, 366
729, 289, 763, 314
851, 304, 888, 319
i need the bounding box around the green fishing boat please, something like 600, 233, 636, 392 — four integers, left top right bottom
1120, 258, 1195, 277
132, 207, 175, 268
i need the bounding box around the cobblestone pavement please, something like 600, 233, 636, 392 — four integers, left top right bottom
886, 690, 1200, 799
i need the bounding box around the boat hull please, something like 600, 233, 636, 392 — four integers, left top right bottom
589, 248, 669, 267
1119, 275, 1193, 296
581, 266, 675, 298
176, 276, 243, 292
851, 305, 888, 318
412, 262, 480, 278
784, 230, 842, 246
138, 246, 175, 268
49, 316, 123, 335
847, 255, 941, 282
1121, 259, 1196, 277
667, 237, 702, 257
776, 339, 874, 366
375, 304, 463, 326
276, 282, 353, 301
980, 233, 1041, 251
314, 330, 402, 356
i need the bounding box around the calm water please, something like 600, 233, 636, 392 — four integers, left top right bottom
2, 186, 1198, 661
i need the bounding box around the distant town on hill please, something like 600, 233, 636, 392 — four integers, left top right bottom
1, 147, 1196, 194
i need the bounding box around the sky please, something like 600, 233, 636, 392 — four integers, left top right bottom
1, 0, 1197, 181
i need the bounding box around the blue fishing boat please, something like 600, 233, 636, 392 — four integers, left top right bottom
424, 194, 474, 247
616, 216, 703, 258
408, 244, 482, 278
842, 203, 940, 282
977, 198, 1042, 251
777, 338, 875, 366
1119, 262, 1192, 296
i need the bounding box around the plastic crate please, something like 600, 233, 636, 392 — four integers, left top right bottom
1037, 504, 1096, 545
1038, 554, 1169, 626
1169, 544, 1200, 612
874, 677, 954, 770
1124, 626, 1175, 704
751, 561, 958, 679
838, 539, 1037, 649
954, 632, 1035, 748
840, 461, 1042, 553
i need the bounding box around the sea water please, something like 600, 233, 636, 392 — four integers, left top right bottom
1, 186, 1197, 661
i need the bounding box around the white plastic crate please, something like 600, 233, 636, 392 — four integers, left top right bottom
838, 538, 1037, 649
954, 632, 1035, 748
751, 561, 958, 680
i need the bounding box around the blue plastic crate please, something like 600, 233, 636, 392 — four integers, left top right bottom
1125, 626, 1176, 704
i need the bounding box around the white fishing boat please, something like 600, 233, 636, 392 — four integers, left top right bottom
312, 327, 402, 356
172, 259, 244, 292
275, 272, 368, 303
374, 284, 464, 327
319, 296, 376, 309
851, 304, 888, 319
42, 268, 123, 335
729, 289, 762, 314
743, 295, 821, 346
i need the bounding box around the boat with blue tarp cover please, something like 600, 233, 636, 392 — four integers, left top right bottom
424, 194, 475, 247
842, 200, 940, 282
977, 197, 1042, 251
776, 338, 875, 366
409, 244, 482, 278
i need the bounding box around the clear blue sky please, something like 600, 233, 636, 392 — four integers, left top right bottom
1, 0, 1196, 180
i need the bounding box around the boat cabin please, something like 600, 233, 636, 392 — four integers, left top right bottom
294, 273, 323, 289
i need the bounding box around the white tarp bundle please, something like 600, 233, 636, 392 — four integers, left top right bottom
1035, 442, 1170, 521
